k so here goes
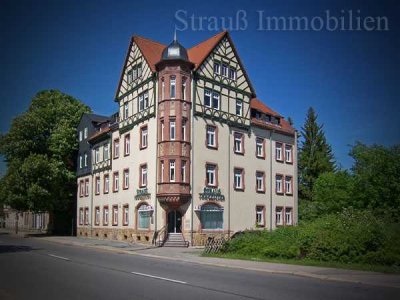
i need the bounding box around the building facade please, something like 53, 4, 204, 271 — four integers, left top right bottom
76, 31, 297, 246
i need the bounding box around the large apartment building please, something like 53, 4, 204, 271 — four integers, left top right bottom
76, 31, 297, 246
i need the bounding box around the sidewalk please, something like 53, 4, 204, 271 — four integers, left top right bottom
36, 235, 400, 289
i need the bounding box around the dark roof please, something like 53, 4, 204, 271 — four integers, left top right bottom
86, 113, 111, 124
161, 39, 189, 61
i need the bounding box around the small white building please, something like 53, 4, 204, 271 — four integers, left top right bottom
76, 31, 297, 246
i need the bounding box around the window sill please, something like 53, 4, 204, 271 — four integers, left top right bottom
276, 191, 284, 195
234, 151, 244, 156
275, 159, 284, 163
206, 145, 218, 150
140, 146, 148, 150
256, 190, 266, 194
256, 155, 265, 160
234, 188, 245, 192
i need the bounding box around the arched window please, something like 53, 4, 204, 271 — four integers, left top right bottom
200, 204, 223, 229
138, 204, 151, 229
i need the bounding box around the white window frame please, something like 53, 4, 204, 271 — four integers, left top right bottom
95, 147, 100, 163
206, 126, 216, 147
285, 176, 292, 194
285, 145, 293, 163
161, 120, 165, 141
95, 177, 100, 194
285, 207, 293, 225
276, 175, 283, 193
114, 172, 119, 192
123, 169, 129, 189
212, 92, 220, 110
276, 207, 283, 226
256, 172, 264, 192
112, 206, 118, 225
234, 169, 243, 189
103, 144, 109, 160
170, 76, 176, 99
141, 127, 148, 148
84, 153, 88, 166
214, 61, 220, 74
181, 161, 186, 182
123, 206, 129, 225
79, 155, 83, 169
229, 67, 236, 80
124, 135, 130, 155
169, 160, 176, 182
104, 175, 109, 193
79, 131, 83, 141
181, 119, 186, 141
160, 160, 164, 183
236, 99, 243, 116
256, 138, 263, 157
276, 143, 283, 161
124, 103, 129, 120
204, 89, 211, 108
84, 127, 88, 139
234, 133, 242, 153
206, 164, 216, 186
182, 79, 186, 100
161, 78, 165, 100
222, 63, 228, 77
170, 120, 176, 140
95, 207, 100, 225
141, 165, 147, 187
104, 207, 109, 225
256, 206, 264, 226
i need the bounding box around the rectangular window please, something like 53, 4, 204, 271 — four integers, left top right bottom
140, 164, 147, 187
114, 139, 119, 159
84, 127, 88, 139
79, 180, 84, 197
132, 67, 137, 81
285, 176, 293, 195
234, 132, 244, 154
256, 206, 265, 227
138, 91, 149, 112
79, 208, 83, 225
137, 63, 142, 78
79, 131, 82, 141
285, 144, 293, 163
84, 153, 88, 166
206, 125, 217, 148
161, 78, 165, 100
206, 164, 217, 186
95, 148, 100, 164
170, 76, 176, 99
204, 89, 211, 107
214, 61, 220, 74
85, 179, 89, 196
112, 205, 118, 225
95, 207, 100, 225
256, 171, 265, 192
124, 134, 130, 156
123, 103, 129, 120
235, 99, 243, 116
234, 168, 244, 190
79, 155, 83, 169
276, 207, 283, 226
123, 169, 129, 190
276, 175, 283, 194
103, 143, 109, 160
84, 207, 89, 225
256, 138, 264, 158
123, 205, 129, 226
276, 142, 283, 161
169, 160, 175, 182
95, 176, 100, 195
160, 160, 164, 183
160, 120, 165, 141
104, 174, 109, 194
113, 172, 119, 192
181, 161, 186, 182
127, 69, 133, 84
182, 79, 186, 100
229, 67, 237, 80
285, 207, 293, 225
222, 63, 228, 77
181, 119, 186, 141
212, 92, 220, 110
170, 119, 176, 140
141, 126, 148, 149
103, 206, 109, 225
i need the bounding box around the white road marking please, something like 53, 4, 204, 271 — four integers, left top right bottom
48, 254, 70, 261
131, 271, 186, 284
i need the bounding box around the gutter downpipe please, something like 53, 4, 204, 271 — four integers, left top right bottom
154, 74, 158, 239
190, 75, 196, 246
269, 129, 275, 232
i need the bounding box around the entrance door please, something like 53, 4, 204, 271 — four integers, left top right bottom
167, 210, 182, 233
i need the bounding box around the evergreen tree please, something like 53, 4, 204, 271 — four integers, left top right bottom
298, 107, 335, 201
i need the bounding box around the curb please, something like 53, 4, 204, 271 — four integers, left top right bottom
35, 236, 400, 289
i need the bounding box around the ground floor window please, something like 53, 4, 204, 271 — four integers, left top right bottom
256, 206, 265, 227
138, 204, 151, 229
200, 204, 223, 230
276, 207, 283, 226
285, 207, 293, 225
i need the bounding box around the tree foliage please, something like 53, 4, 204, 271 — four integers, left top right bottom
298, 107, 335, 201
0, 90, 90, 213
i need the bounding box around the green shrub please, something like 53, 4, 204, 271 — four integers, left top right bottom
222, 209, 400, 267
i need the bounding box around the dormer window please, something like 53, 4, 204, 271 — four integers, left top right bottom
127, 69, 133, 84
137, 63, 142, 78
84, 127, 88, 139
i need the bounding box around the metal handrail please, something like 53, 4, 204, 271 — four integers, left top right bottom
152, 226, 167, 247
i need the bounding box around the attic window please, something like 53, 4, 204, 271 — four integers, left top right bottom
229, 67, 236, 80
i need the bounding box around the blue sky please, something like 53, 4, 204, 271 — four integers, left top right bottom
0, 0, 399, 176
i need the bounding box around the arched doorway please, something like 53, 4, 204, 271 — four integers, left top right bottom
167, 210, 182, 233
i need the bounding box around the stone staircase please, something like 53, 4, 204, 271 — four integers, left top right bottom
163, 233, 189, 247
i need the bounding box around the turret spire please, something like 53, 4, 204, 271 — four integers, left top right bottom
174, 28, 177, 42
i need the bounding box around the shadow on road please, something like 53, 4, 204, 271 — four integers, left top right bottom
0, 245, 36, 254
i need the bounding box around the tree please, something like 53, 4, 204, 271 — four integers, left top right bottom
298, 107, 335, 201
0, 90, 90, 233
350, 142, 400, 219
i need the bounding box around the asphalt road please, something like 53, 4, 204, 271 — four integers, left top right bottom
0, 233, 398, 300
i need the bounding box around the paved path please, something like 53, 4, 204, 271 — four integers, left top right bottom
31, 234, 400, 289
